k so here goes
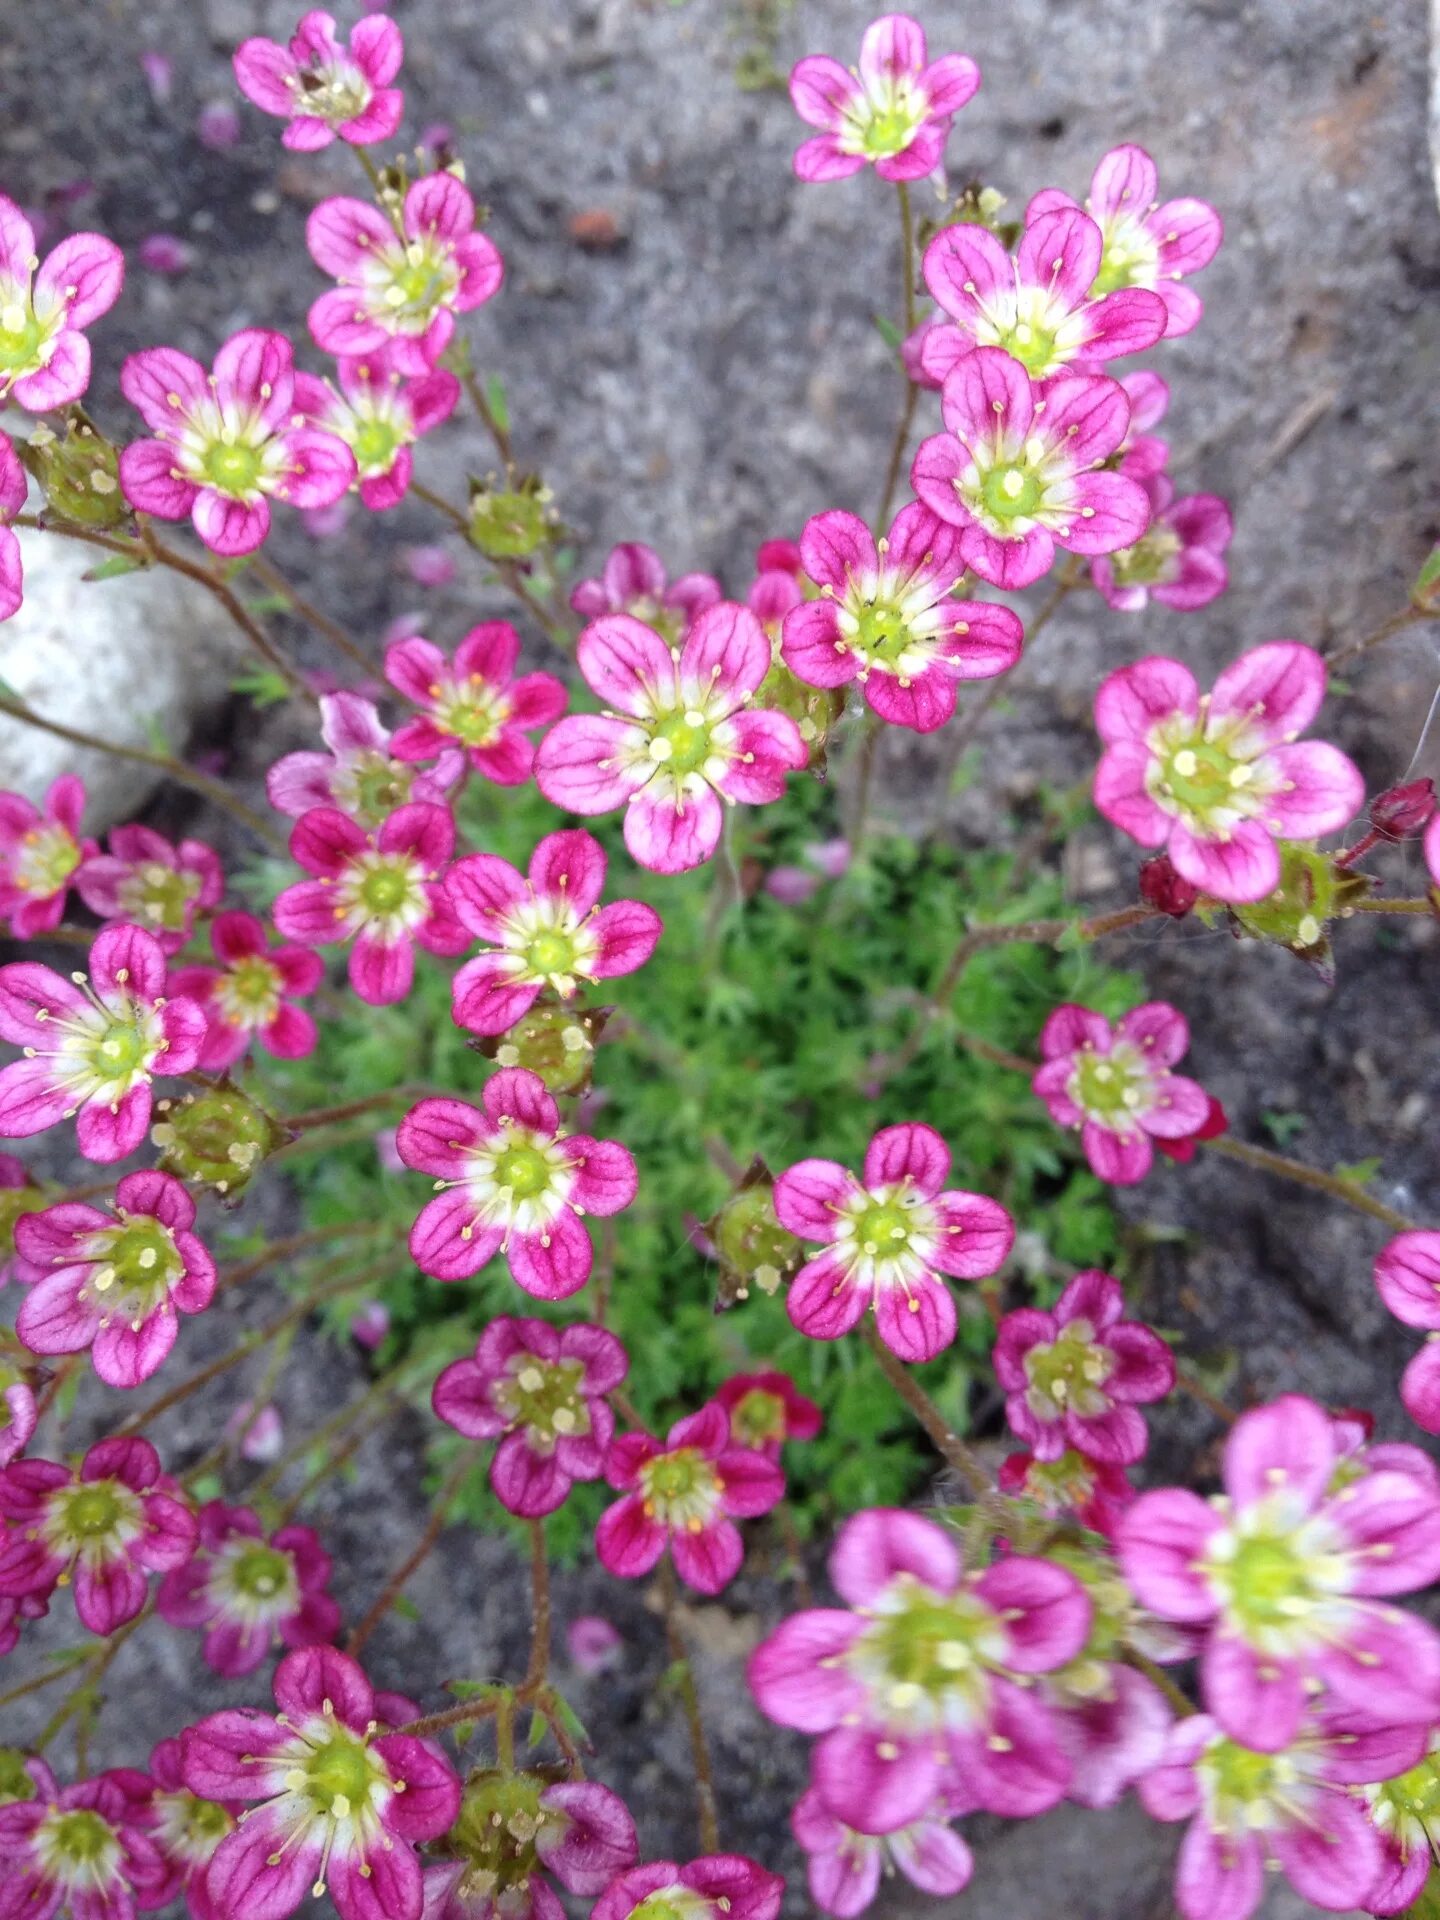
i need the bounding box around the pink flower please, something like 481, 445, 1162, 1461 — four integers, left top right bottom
225, 1399, 285, 1463
0, 1435, 196, 1633
158, 1499, 341, 1676
0, 1769, 170, 1920
1373, 1232, 1440, 1435
0, 924, 208, 1162
119, 329, 356, 556
350, 1300, 389, 1348
748, 1510, 1091, 1831
145, 1735, 237, 1920
385, 623, 567, 786
445, 828, 662, 1037
773, 1123, 1014, 1363
294, 352, 459, 511
997, 1448, 1133, 1539
714, 1370, 823, 1458
432, 1315, 628, 1516
1358, 1737, 1440, 1916
140, 50, 174, 103
912, 349, 1151, 590
1426, 810, 1440, 889
182, 1646, 461, 1920
1032, 1003, 1213, 1187
1027, 143, 1223, 339
234, 9, 405, 149
567, 1613, 622, 1674
594, 1857, 783, 1920
1114, 368, 1172, 476
1118, 1393, 1440, 1752
267, 690, 463, 826
780, 505, 1023, 731
403, 543, 456, 588
139, 233, 194, 276
597, 1401, 783, 1595
14, 1170, 217, 1389
917, 204, 1167, 389
0, 774, 93, 938
792, 1785, 973, 1917
1092, 473, 1232, 613
1047, 1662, 1173, 1812
0, 431, 25, 621
76, 823, 223, 953
307, 176, 503, 375
535, 603, 808, 875
421, 1773, 637, 1920
570, 543, 722, 643
993, 1269, 1173, 1465
398, 1070, 638, 1296
1093, 642, 1365, 903
272, 802, 467, 1006
1152, 1093, 1229, 1165
196, 100, 243, 151
789, 15, 979, 184
0, 195, 123, 409
168, 911, 323, 1071
0, 1358, 37, 1471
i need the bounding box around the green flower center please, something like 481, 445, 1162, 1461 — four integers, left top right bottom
1071, 1048, 1147, 1124
352, 417, 400, 474
1091, 221, 1159, 296
495, 1356, 589, 1446
230, 1543, 293, 1600
854, 83, 924, 159
437, 677, 507, 749
40, 1807, 119, 1871
862, 1582, 1003, 1702
87, 1018, 148, 1081
639, 1446, 720, 1526
202, 440, 265, 498
14, 825, 81, 897
1157, 734, 1249, 816
359, 863, 412, 915
846, 1197, 915, 1261
0, 300, 48, 378
1223, 1534, 1312, 1634
1203, 1736, 1281, 1809
219, 954, 282, 1021
980, 463, 1043, 521
851, 598, 915, 666
491, 1142, 554, 1200
447, 1770, 548, 1891
62, 1485, 125, 1537
338, 752, 415, 827
649, 709, 714, 778
178, 1792, 233, 1848
526, 929, 578, 979
1109, 527, 1182, 589
383, 249, 453, 322
629, 1893, 712, 1920
731, 1388, 786, 1448
1025, 1322, 1111, 1412
996, 318, 1062, 378
296, 1730, 384, 1818
118, 861, 202, 934
89, 1214, 181, 1312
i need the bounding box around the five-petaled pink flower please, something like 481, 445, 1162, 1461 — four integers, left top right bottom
1091, 473, 1232, 614
1092, 641, 1365, 903
294, 351, 459, 511
0, 1767, 170, 1920
993, 1269, 1174, 1465
0, 924, 208, 1162
789, 15, 979, 184
181, 1646, 461, 1920
119, 328, 356, 556
997, 1447, 1133, 1540
307, 176, 503, 375
444, 828, 662, 1037
912, 348, 1151, 590
0, 194, 124, 410
157, 1498, 341, 1677
398, 1069, 638, 1297
169, 910, 324, 1071
791, 1785, 974, 1918
76, 823, 224, 954
433, 1315, 628, 1517
570, 541, 722, 643
385, 622, 568, 786
1032, 1002, 1213, 1186
748, 1509, 1091, 1832
1373, 1232, 1440, 1436
0, 1435, 196, 1634
234, 9, 405, 150
144, 1735, 237, 1920
595, 1857, 783, 1920
421, 1774, 637, 1920
272, 801, 467, 1006
0, 432, 26, 620
0, 774, 93, 939
266, 689, 463, 827
535, 603, 808, 875
598, 1401, 784, 1595
780, 504, 1023, 731
1117, 1393, 1440, 1752
773, 1123, 1014, 1363
14, 1170, 217, 1389
715, 1369, 823, 1459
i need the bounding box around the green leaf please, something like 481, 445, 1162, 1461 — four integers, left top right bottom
1412, 544, 1440, 611
83, 555, 144, 582
1332, 1156, 1382, 1188
1260, 1110, 1308, 1147
230, 669, 293, 709
391, 1594, 421, 1622
545, 1691, 590, 1750
873, 314, 903, 352
527, 1709, 546, 1748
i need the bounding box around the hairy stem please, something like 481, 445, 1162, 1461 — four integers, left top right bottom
1325, 604, 1434, 671
248, 552, 374, 677
1199, 1134, 1419, 1233
863, 1321, 992, 1498
346, 1444, 483, 1655
660, 1559, 721, 1853
524, 1518, 551, 1691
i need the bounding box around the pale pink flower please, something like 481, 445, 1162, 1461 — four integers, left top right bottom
267, 689, 463, 826
349, 1300, 390, 1349
76, 823, 223, 954
567, 1614, 622, 1674
570, 542, 722, 643
138, 233, 193, 276
0, 194, 123, 409
1373, 1232, 1440, 1436
385, 623, 567, 786
294, 351, 459, 511
791, 1785, 973, 1917
1092, 474, 1232, 613
1032, 1002, 1213, 1186
158, 1499, 340, 1677
0, 431, 25, 621
196, 101, 243, 150
789, 15, 979, 183
234, 9, 405, 150
168, 911, 323, 1070
0, 775, 93, 938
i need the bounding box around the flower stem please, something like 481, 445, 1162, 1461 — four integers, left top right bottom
523, 1517, 551, 1691
659, 1558, 721, 1854
282, 1085, 448, 1133
346, 1443, 483, 1655
1325, 604, 1434, 671
874, 181, 920, 528
247, 552, 375, 677
862, 1321, 992, 1498
1125, 1650, 1194, 1717
1199, 1134, 1419, 1233
463, 367, 515, 474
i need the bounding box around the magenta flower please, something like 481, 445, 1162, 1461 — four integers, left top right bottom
792, 1785, 973, 1918
1373, 1232, 1440, 1435
76, 823, 223, 954
1027, 143, 1223, 339
715, 1369, 823, 1459
917, 205, 1167, 389
1118, 1393, 1440, 1752
1093, 642, 1365, 903
0, 431, 23, 622
267, 690, 463, 826
169, 911, 324, 1071
1046, 1661, 1173, 1812
139, 233, 194, 276
0, 1435, 196, 1634
789, 15, 979, 184
0, 1769, 169, 1920
993, 1269, 1173, 1465
749, 1510, 1091, 1831
1091, 475, 1232, 613
1032, 1002, 1213, 1186
422, 1773, 637, 1920
445, 829, 662, 1037
307, 176, 503, 375
998, 1447, 1133, 1540
350, 1300, 389, 1349
399, 1069, 637, 1297
1115, 368, 1172, 476
182, 1647, 461, 1920
158, 1499, 340, 1677
1426, 810, 1440, 889
0, 195, 123, 410
272, 802, 467, 1006
773, 1123, 1014, 1363
567, 1614, 622, 1673
234, 9, 404, 149
197, 100, 243, 151
912, 349, 1151, 590
595, 1857, 783, 1920
535, 603, 808, 875
0, 1362, 37, 1473
294, 352, 459, 511
1359, 1737, 1440, 1917
780, 504, 1023, 731
145, 1736, 236, 1920
432, 1315, 628, 1516
570, 543, 722, 642
0, 924, 208, 1162
14, 1170, 217, 1389
386, 622, 568, 786
0, 774, 93, 938
597, 1401, 783, 1595
119, 329, 356, 556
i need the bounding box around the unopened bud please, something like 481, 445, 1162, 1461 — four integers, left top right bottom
470, 1001, 609, 1097
705, 1160, 803, 1311
1138, 854, 1199, 919
151, 1087, 288, 1203
1370, 778, 1436, 841
20, 411, 129, 530
467, 477, 556, 561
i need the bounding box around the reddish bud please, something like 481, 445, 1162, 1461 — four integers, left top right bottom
1370, 778, 1436, 841
1155, 1096, 1229, 1163
1139, 854, 1200, 918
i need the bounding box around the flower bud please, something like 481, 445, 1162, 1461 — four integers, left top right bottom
20, 413, 129, 530
151, 1086, 288, 1201
1370, 778, 1436, 841
1220, 841, 1373, 979
472, 1002, 611, 1098
467, 477, 556, 560
1138, 854, 1199, 919
705, 1159, 804, 1309
757, 658, 845, 774
0, 1749, 39, 1807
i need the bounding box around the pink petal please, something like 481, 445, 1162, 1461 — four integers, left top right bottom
1174, 1817, 1264, 1920
975, 1556, 1092, 1670
863, 1121, 950, 1196
1259, 741, 1364, 839
671, 1517, 744, 1594
798, 510, 877, 592
118, 439, 199, 519
1091, 145, 1160, 220
1208, 641, 1327, 751
772, 1159, 855, 1241
940, 344, 1035, 445
1375, 1232, 1440, 1332
921, 52, 980, 118
780, 600, 855, 689
789, 55, 860, 132
529, 828, 606, 915
873, 1274, 956, 1361
717, 710, 807, 804
831, 1507, 958, 1607
1116, 1488, 1222, 1621
623, 778, 723, 874
1016, 206, 1102, 309
929, 1191, 1015, 1278
410, 1189, 504, 1282
563, 1136, 638, 1216
1166, 819, 1279, 904
595, 1492, 667, 1578
1201, 1632, 1304, 1751
307, 195, 394, 276
787, 1251, 867, 1341
535, 716, 650, 815
1223, 1393, 1334, 1512
812, 1725, 939, 1836
747, 1609, 866, 1729
192, 488, 271, 557
576, 615, 676, 718
679, 601, 770, 712
588, 899, 663, 979
35, 232, 124, 330
507, 1209, 594, 1300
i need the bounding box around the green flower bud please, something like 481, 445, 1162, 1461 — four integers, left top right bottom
151, 1087, 289, 1201
473, 1002, 611, 1098
467, 478, 556, 560
1207, 841, 1373, 980
20, 412, 129, 530
705, 1158, 803, 1309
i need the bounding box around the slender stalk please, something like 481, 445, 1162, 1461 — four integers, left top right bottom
846, 712, 884, 852
215, 1221, 383, 1298
1174, 1367, 1238, 1430
408, 478, 470, 533
1349, 896, 1438, 916
248, 553, 374, 677
1325, 604, 1433, 671
346, 1444, 483, 1655
463, 367, 515, 473
33, 1356, 80, 1425
283, 1085, 447, 1133
1126, 1650, 1194, 1717
396, 1695, 503, 1742
875, 182, 920, 528
863, 1321, 991, 1498
1199, 1134, 1419, 1233
140, 526, 311, 697
523, 1518, 551, 1691
660, 1559, 720, 1853
272, 1402, 399, 1526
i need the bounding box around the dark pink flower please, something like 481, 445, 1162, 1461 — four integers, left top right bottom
432, 1315, 628, 1516
145, 1736, 236, 1920
350, 1300, 389, 1349
76, 823, 223, 954
272, 802, 467, 1006
997, 1448, 1133, 1539
0, 774, 93, 937
398, 1070, 637, 1297
0, 194, 123, 409
1152, 1093, 1229, 1165
386, 623, 567, 786
597, 1401, 783, 1595
182, 1646, 461, 1920
780, 505, 1023, 731
403, 544, 455, 589
1092, 474, 1232, 613
422, 1772, 637, 1920
792, 1784, 972, 1917
789, 15, 979, 184
445, 829, 662, 1037
570, 543, 722, 643
1114, 368, 1172, 476
267, 690, 463, 826
139, 233, 194, 276
1426, 810, 1440, 889
158, 1499, 340, 1677
234, 9, 404, 149
0, 431, 24, 621
168, 910, 323, 1071
0, 1768, 170, 1920
1032, 1003, 1215, 1186
294, 352, 459, 511
714, 1370, 823, 1458
595, 1858, 782, 1920
0, 1358, 37, 1472
0, 924, 208, 1162
773, 1123, 1014, 1363
1137, 851, 1200, 920
1373, 1232, 1440, 1435
119, 329, 356, 556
